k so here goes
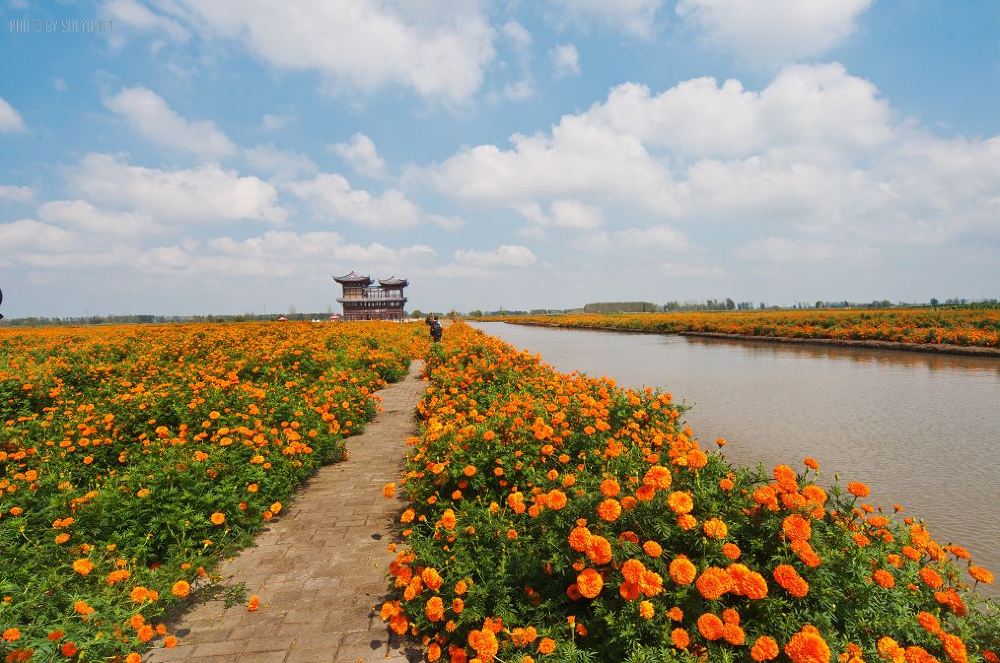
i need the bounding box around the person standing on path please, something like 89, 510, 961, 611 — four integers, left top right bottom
430, 316, 443, 343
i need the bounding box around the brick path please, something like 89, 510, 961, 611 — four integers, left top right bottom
146, 361, 426, 663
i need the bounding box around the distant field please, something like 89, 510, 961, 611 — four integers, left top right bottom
477, 308, 1000, 350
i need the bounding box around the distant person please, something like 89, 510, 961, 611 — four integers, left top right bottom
0, 287, 4, 320
430, 315, 443, 343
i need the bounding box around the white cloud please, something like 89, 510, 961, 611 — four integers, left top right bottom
501, 20, 535, 101
737, 236, 835, 263
676, 0, 873, 66
69, 153, 286, 224
287, 173, 420, 228
0, 220, 76, 253
519, 200, 604, 230
427, 214, 465, 231
330, 134, 386, 178
551, 43, 581, 78
660, 261, 726, 279
590, 63, 892, 159
260, 113, 290, 130
242, 145, 318, 179
136, 1, 496, 105
547, 0, 664, 37
613, 225, 690, 250
103, 0, 191, 42
104, 86, 236, 158
0, 97, 26, 132
53, 78, 68, 92
0, 185, 34, 203
37, 200, 162, 237
454, 244, 536, 267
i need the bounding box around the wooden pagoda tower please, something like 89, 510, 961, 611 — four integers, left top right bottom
333, 272, 408, 321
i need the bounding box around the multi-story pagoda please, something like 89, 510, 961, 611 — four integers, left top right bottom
333, 272, 408, 321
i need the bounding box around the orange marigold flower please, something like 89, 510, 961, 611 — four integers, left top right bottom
210, 512, 225, 526
969, 566, 994, 584
537, 638, 556, 655
441, 509, 457, 530
585, 535, 612, 565
638, 600, 654, 620
703, 517, 728, 539
382, 482, 396, 497
137, 625, 154, 643
163, 636, 177, 649
878, 636, 906, 663
621, 559, 646, 584
782, 514, 812, 542
918, 567, 943, 590
72, 558, 94, 576
803, 457, 819, 470
666, 491, 693, 514
642, 540, 662, 558
773, 464, 798, 491
696, 567, 733, 601
784, 625, 830, 663
847, 481, 870, 497
422, 567, 444, 591
773, 564, 809, 598
669, 556, 697, 586
916, 611, 940, 634
126, 655, 141, 663
667, 606, 683, 621
872, 569, 895, 589
74, 600, 95, 616
638, 570, 664, 597
670, 628, 690, 649
596, 498, 621, 522
2, 629, 20, 642
171, 580, 191, 598
723, 623, 746, 646
547, 489, 568, 510
576, 568, 603, 599
599, 479, 620, 497
677, 513, 697, 530
247, 595, 260, 612
696, 613, 724, 641
642, 465, 672, 489
60, 642, 78, 657
722, 542, 741, 560
751, 636, 780, 661
568, 526, 591, 552
619, 581, 641, 601
425, 596, 445, 622
940, 633, 967, 663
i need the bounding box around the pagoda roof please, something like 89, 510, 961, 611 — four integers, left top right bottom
333, 271, 372, 285
378, 276, 408, 287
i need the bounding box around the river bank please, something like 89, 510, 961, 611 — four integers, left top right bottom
490, 319, 1000, 357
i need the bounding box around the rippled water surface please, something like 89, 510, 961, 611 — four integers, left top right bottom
471, 322, 1000, 593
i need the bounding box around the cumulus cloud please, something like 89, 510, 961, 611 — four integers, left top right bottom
330, 134, 387, 178
500, 20, 535, 100
0, 185, 34, 203
0, 97, 26, 132
68, 153, 286, 224
613, 225, 690, 250
551, 43, 581, 78
518, 200, 604, 230
37, 200, 162, 237
123, 0, 496, 104
546, 0, 664, 37
286, 173, 420, 228
676, 0, 873, 66
453, 244, 536, 267
0, 220, 76, 253
260, 113, 290, 130
104, 87, 236, 158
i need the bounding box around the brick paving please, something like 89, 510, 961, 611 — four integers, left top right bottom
146, 361, 426, 663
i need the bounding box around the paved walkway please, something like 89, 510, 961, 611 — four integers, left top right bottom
146, 361, 426, 663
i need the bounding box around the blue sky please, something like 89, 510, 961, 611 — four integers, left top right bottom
0, 0, 998, 317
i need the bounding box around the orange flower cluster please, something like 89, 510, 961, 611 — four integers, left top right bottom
379, 323, 995, 662
0, 320, 425, 660
482, 307, 1000, 349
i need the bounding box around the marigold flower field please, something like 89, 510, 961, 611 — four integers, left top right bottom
0, 322, 425, 661
479, 309, 1000, 349
382, 323, 999, 662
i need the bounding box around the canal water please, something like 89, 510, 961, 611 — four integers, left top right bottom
471, 322, 1000, 592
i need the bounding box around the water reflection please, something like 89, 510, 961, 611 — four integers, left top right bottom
472, 322, 1000, 595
